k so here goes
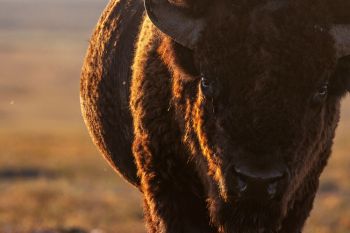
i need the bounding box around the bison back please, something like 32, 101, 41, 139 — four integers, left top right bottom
80, 0, 144, 188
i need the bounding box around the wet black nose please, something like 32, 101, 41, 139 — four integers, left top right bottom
233, 166, 289, 201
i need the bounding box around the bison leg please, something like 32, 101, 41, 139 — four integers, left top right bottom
133, 136, 214, 233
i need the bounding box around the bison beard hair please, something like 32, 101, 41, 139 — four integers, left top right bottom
211, 199, 283, 233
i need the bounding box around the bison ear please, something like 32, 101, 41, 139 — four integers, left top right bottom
144, 0, 205, 49
335, 55, 350, 93
330, 25, 350, 58
330, 25, 350, 92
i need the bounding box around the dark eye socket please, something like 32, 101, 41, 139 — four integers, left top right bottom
312, 81, 329, 104
201, 77, 211, 88
318, 83, 328, 96
200, 75, 214, 97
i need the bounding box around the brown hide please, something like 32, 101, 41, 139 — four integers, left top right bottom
80, 0, 144, 188
80, 0, 350, 232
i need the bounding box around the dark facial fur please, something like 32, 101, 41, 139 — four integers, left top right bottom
125, 0, 350, 232
167, 1, 348, 232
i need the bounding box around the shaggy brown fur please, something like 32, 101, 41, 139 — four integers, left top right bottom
80, 0, 143, 187
81, 0, 350, 232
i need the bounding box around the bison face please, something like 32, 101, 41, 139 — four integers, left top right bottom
145, 0, 350, 231
193, 18, 341, 233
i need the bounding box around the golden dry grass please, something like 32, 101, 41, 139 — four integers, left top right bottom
0, 132, 144, 233
0, 1, 349, 233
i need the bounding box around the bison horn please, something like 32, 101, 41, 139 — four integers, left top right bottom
331, 25, 350, 58
144, 0, 205, 49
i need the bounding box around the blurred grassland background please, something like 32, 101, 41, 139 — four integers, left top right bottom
0, 0, 349, 233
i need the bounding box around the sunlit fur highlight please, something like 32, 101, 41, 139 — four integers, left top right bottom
127, 1, 350, 233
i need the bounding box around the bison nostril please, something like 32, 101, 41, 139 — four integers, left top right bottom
233, 165, 289, 200
267, 181, 278, 199
237, 177, 248, 193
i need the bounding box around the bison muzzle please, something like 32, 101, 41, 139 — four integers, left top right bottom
80, 0, 350, 232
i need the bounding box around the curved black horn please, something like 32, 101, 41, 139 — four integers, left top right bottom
331, 25, 350, 58
144, 0, 205, 49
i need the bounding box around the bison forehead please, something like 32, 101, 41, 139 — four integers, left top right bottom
191, 1, 339, 153
196, 0, 336, 87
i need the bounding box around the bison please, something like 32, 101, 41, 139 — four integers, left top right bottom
80, 0, 350, 232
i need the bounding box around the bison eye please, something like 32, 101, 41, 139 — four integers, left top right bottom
201, 77, 211, 88
200, 76, 214, 97
312, 81, 329, 104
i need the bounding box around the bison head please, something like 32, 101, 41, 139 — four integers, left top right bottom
145, 0, 350, 232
